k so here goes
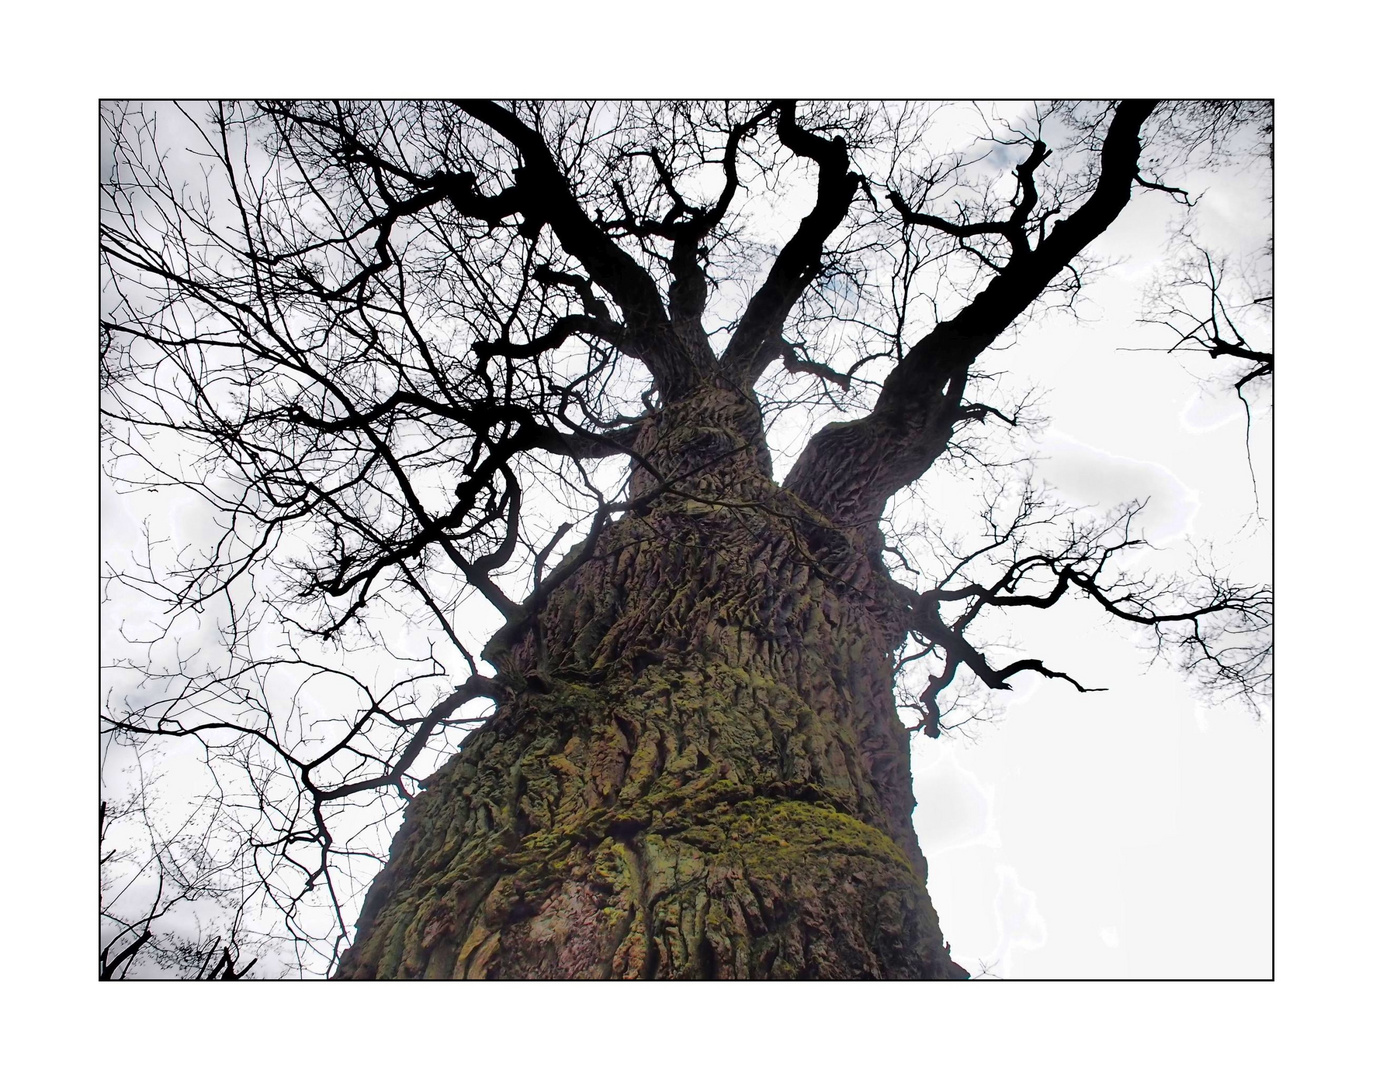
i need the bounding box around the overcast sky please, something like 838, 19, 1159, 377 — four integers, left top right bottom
900, 154, 1273, 977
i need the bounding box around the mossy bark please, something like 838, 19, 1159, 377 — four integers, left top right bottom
335, 386, 964, 979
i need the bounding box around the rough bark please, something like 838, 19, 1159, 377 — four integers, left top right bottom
335, 384, 963, 979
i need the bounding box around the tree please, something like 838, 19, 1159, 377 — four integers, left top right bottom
1140, 100, 1272, 516
100, 100, 1271, 979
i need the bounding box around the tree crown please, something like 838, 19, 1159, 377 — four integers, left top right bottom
100, 99, 1272, 975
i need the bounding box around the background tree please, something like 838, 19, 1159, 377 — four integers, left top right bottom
100, 99, 1271, 979
99, 774, 257, 979
1139, 100, 1272, 515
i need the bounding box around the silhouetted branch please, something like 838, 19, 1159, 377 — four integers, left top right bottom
892, 493, 1270, 736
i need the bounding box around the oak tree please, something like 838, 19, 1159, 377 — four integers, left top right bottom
100, 100, 1271, 978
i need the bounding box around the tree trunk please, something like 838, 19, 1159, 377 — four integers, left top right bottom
335, 385, 964, 979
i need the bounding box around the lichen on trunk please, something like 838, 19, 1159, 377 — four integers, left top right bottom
335, 385, 964, 979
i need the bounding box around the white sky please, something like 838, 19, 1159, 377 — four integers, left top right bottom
899, 165, 1274, 977
7, 4, 1369, 1076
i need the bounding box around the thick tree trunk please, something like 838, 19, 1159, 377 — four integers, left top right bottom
336, 386, 963, 979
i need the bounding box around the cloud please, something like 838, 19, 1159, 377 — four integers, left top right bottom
912, 741, 1000, 856
991, 864, 1048, 974
1036, 429, 1200, 544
